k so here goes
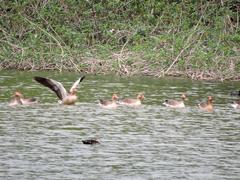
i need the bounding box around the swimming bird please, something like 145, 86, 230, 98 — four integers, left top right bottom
82, 139, 100, 145
34, 76, 85, 105
231, 99, 240, 109
198, 96, 214, 112
230, 90, 240, 96
163, 94, 186, 108
99, 94, 119, 109
9, 91, 37, 106
119, 93, 144, 106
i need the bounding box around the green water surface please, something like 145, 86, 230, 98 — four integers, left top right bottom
0, 71, 239, 179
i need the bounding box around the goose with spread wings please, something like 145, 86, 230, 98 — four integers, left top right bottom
34, 76, 85, 105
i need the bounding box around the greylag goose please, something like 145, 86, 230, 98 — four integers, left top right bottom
34, 76, 85, 105
198, 96, 214, 112
119, 93, 144, 106
231, 99, 240, 109
9, 91, 37, 106
163, 94, 186, 108
99, 94, 119, 108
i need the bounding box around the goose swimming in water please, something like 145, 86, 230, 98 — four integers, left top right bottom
99, 94, 119, 109
163, 94, 186, 108
198, 96, 214, 112
34, 76, 85, 105
119, 93, 145, 106
231, 99, 240, 109
230, 90, 240, 96
9, 91, 37, 106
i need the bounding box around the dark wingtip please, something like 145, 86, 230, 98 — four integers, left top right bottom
34, 76, 40, 80
80, 75, 85, 82
34, 76, 45, 82
82, 139, 100, 145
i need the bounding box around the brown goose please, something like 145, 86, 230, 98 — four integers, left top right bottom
9, 91, 37, 106
99, 94, 119, 109
198, 96, 214, 112
119, 93, 144, 106
34, 76, 85, 105
163, 94, 186, 108
231, 99, 240, 109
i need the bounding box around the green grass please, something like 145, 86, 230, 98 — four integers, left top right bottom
0, 0, 239, 80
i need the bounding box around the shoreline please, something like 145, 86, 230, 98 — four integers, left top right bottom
1, 56, 239, 82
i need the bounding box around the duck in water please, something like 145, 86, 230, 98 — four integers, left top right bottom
82, 139, 100, 145
230, 90, 240, 96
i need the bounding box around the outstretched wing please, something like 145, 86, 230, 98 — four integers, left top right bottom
69, 76, 85, 93
34, 76, 67, 100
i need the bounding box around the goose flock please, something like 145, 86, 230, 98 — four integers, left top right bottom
8, 76, 240, 112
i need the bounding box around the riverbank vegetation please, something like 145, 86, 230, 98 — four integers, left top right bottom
1, 0, 240, 80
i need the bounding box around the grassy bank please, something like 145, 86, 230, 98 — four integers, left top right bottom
1, 0, 240, 81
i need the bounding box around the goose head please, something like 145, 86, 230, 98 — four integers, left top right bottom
112, 94, 119, 101
181, 93, 187, 101
207, 96, 213, 104
14, 91, 23, 98
137, 93, 145, 101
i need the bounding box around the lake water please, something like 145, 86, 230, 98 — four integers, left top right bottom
0, 71, 239, 179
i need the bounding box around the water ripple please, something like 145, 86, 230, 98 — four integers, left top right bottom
0, 72, 239, 179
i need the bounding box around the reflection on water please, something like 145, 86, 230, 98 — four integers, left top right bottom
0, 71, 239, 179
